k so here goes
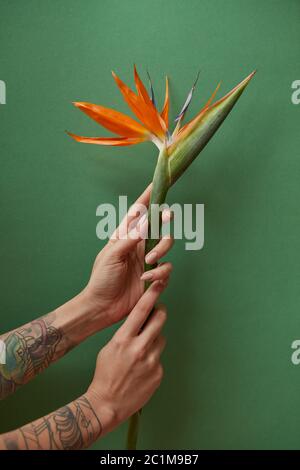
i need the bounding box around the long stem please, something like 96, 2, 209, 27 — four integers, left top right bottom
126, 410, 141, 450
126, 147, 170, 450
125, 70, 255, 450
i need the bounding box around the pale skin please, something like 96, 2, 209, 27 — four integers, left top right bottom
0, 185, 173, 450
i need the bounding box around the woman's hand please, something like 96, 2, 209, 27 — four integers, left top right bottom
0, 281, 168, 450
0, 185, 173, 400
87, 281, 167, 432
83, 185, 173, 328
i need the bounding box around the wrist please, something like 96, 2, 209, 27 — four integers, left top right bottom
80, 287, 115, 330
55, 290, 109, 344
85, 388, 119, 436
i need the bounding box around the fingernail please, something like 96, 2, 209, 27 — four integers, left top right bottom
145, 251, 157, 264
138, 213, 148, 226
141, 272, 153, 281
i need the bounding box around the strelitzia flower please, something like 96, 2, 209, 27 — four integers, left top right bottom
68, 66, 254, 155
68, 66, 168, 148
68, 66, 255, 449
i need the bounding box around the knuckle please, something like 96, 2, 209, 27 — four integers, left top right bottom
147, 353, 156, 369
159, 262, 172, 274
112, 328, 123, 344
160, 310, 167, 323
133, 342, 146, 361
111, 333, 129, 351
108, 244, 120, 259
159, 277, 169, 288
111, 334, 123, 348
155, 364, 164, 385
156, 304, 167, 323
166, 262, 173, 272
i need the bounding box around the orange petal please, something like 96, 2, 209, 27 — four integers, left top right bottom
134, 65, 167, 136
112, 72, 147, 123
73, 102, 148, 138
67, 132, 145, 147
112, 70, 166, 140
160, 76, 169, 128
133, 64, 152, 103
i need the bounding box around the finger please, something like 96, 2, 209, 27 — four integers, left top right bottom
162, 209, 173, 224
110, 184, 152, 241
111, 236, 141, 258
156, 275, 170, 287
147, 276, 170, 292
147, 335, 166, 361
123, 184, 152, 232
111, 205, 148, 242
112, 213, 148, 257
141, 262, 173, 282
138, 304, 167, 346
117, 281, 165, 338
145, 236, 174, 265
134, 183, 152, 207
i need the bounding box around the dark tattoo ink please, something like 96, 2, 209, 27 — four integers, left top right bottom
0, 313, 63, 399
2, 395, 102, 450
3, 437, 19, 450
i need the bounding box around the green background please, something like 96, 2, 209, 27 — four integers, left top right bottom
0, 0, 300, 450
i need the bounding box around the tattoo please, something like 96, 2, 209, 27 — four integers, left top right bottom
3, 438, 19, 450
2, 396, 102, 450
0, 312, 63, 399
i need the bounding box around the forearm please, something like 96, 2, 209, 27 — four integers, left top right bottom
0, 290, 107, 400
0, 391, 115, 450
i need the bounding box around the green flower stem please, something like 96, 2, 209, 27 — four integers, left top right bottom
126, 147, 170, 450
126, 71, 255, 449
126, 410, 141, 450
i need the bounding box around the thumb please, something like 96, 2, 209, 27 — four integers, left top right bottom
112, 213, 148, 257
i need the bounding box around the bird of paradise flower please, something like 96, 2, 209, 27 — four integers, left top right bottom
68, 66, 255, 449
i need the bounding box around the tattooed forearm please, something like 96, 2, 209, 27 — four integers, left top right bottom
0, 293, 103, 400
0, 395, 102, 450
0, 312, 69, 400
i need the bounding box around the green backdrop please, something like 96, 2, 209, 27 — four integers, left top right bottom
1, 0, 300, 450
